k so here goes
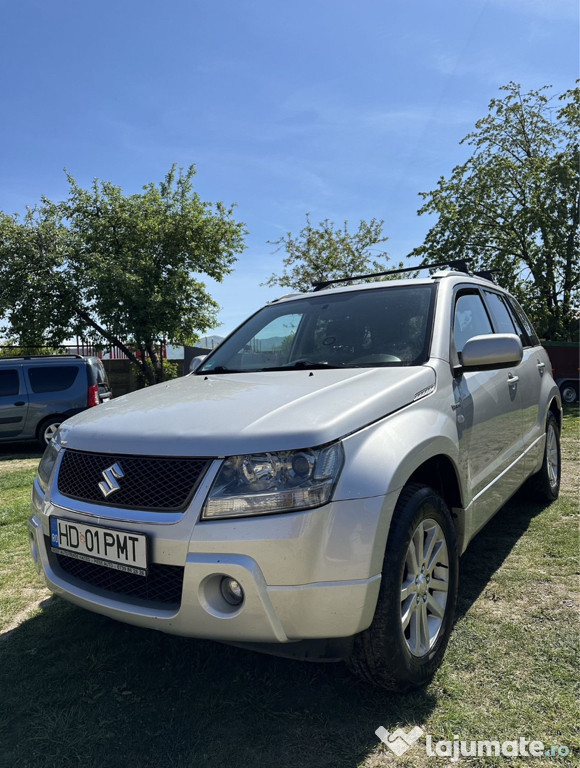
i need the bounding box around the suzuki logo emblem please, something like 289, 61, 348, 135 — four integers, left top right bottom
98, 462, 124, 497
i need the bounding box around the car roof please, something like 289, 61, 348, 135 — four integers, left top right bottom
271, 270, 502, 305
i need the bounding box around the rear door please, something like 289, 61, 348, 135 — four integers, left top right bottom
23, 363, 83, 431
0, 365, 29, 439
503, 294, 548, 472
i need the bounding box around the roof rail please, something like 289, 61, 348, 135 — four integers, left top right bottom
473, 269, 496, 282
0, 354, 84, 361
312, 259, 470, 291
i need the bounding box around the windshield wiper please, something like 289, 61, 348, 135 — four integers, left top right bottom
199, 365, 241, 374
200, 361, 347, 374
258, 360, 346, 371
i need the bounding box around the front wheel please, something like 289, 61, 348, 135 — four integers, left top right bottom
347, 484, 458, 691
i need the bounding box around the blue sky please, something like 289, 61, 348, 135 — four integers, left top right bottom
1, 0, 577, 338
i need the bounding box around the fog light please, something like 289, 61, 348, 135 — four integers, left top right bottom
220, 576, 244, 606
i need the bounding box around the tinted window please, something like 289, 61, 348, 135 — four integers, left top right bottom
0, 369, 19, 396
28, 365, 79, 393
85, 357, 108, 386
453, 293, 493, 353
199, 285, 436, 372
96, 360, 108, 385
484, 292, 517, 334
507, 297, 539, 347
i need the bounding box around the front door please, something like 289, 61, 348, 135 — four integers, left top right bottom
0, 366, 29, 439
452, 290, 524, 535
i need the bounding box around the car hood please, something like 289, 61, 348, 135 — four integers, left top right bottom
59, 367, 436, 456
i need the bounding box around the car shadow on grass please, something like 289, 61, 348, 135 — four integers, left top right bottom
454, 486, 550, 623
0, 440, 43, 461
1, 596, 437, 768
1, 490, 550, 768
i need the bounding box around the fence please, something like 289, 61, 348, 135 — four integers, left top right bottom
0, 342, 168, 360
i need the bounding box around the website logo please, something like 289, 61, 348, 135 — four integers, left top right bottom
375, 726, 424, 756
375, 726, 571, 761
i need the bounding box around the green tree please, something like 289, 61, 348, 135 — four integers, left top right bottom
264, 214, 390, 292
413, 82, 579, 340
0, 165, 246, 383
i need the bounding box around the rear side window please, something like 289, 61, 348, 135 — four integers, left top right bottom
507, 297, 540, 347
96, 360, 108, 385
0, 369, 20, 396
28, 365, 80, 393
484, 291, 517, 335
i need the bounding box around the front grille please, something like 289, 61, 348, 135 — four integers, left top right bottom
57, 450, 211, 511
52, 545, 184, 605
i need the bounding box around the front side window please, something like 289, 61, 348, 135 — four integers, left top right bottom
453, 293, 493, 353
198, 285, 436, 373
27, 365, 79, 393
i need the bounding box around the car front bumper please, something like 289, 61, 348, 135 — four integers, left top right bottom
28, 478, 392, 646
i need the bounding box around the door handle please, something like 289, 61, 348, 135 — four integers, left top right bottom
507, 374, 519, 386
13, 401, 26, 407
536, 361, 546, 374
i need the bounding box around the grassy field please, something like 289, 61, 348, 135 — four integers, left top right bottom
0, 410, 578, 768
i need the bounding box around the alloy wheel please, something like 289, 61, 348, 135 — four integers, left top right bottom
400, 517, 450, 657
43, 422, 61, 444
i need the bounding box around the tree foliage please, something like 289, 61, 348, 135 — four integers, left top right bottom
414, 82, 579, 339
264, 214, 390, 292
0, 165, 247, 383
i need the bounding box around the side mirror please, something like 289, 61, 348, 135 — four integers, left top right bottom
189, 355, 207, 373
459, 333, 523, 371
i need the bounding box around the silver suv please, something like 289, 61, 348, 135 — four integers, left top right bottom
29, 267, 561, 690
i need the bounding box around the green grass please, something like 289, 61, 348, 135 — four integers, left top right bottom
0, 410, 578, 768
0, 452, 44, 630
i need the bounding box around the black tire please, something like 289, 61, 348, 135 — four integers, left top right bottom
560, 383, 578, 404
37, 417, 63, 448
531, 412, 561, 501
347, 484, 458, 691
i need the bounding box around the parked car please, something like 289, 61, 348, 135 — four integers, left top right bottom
542, 342, 579, 404
0, 354, 111, 447
28, 265, 561, 690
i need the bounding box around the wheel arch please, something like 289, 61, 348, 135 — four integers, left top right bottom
405, 455, 466, 554
548, 396, 563, 430
35, 413, 67, 441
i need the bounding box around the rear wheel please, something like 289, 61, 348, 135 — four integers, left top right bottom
347, 484, 458, 691
37, 418, 62, 447
531, 412, 561, 501
560, 383, 578, 404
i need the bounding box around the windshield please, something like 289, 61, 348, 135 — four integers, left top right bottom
198, 284, 436, 374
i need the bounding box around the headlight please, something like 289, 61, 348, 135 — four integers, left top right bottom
37, 432, 63, 493
202, 442, 344, 519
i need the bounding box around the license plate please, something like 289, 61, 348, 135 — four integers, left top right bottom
50, 518, 148, 576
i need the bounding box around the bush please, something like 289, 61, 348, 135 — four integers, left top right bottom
131, 359, 179, 387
